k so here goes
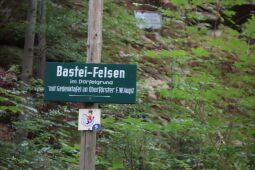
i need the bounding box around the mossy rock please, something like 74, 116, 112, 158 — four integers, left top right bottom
0, 45, 22, 69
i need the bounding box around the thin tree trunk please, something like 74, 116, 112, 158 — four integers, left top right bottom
16, 0, 37, 142
36, 0, 47, 80
21, 0, 37, 82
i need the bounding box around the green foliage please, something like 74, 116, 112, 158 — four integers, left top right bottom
192, 47, 209, 57
46, 0, 87, 62
104, 0, 143, 45
243, 15, 255, 39
145, 50, 161, 59
220, 0, 246, 7
97, 116, 167, 170
222, 10, 236, 18
171, 0, 189, 7
162, 10, 180, 18
0, 73, 79, 169
186, 26, 208, 34
161, 50, 188, 58
1, 0, 255, 170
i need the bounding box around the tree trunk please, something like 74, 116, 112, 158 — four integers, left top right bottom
36, 0, 47, 80
16, 0, 37, 142
21, 0, 37, 82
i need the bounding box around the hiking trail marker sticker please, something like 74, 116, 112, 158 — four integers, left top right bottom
78, 109, 101, 131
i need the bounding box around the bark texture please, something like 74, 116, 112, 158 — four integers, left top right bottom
36, 0, 47, 80
86, 0, 103, 63
21, 0, 38, 82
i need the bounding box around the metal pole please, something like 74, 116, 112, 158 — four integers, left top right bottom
79, 0, 103, 170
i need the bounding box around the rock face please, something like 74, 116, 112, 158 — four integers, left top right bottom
139, 0, 167, 6
192, 10, 221, 29
135, 0, 176, 10
139, 78, 170, 100
135, 0, 254, 31
185, 2, 254, 30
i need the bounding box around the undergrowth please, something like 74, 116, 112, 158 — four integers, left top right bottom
0, 0, 255, 169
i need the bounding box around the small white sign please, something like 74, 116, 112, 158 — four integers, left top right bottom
78, 109, 101, 131
134, 11, 162, 29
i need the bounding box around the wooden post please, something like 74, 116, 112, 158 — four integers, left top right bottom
79, 0, 103, 170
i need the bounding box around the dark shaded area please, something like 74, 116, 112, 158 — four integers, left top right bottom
0, 0, 26, 47
223, 3, 255, 31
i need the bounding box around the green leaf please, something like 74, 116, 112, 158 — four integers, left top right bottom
0, 166, 8, 170
67, 121, 77, 127
145, 50, 160, 58
159, 89, 171, 98
24, 105, 37, 113
141, 122, 161, 131
191, 0, 203, 5
0, 97, 8, 102
109, 159, 124, 170
223, 10, 236, 18
102, 117, 115, 123
160, 50, 188, 57
171, 0, 189, 6
243, 16, 255, 39
123, 117, 142, 124
0, 106, 22, 113
162, 10, 178, 18
192, 47, 209, 57
59, 156, 77, 163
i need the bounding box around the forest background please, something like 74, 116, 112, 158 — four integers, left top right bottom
0, 0, 255, 169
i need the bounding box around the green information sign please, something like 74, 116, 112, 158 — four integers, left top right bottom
44, 62, 137, 104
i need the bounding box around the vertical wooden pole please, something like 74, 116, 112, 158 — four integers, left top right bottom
79, 0, 103, 170
86, 0, 103, 63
